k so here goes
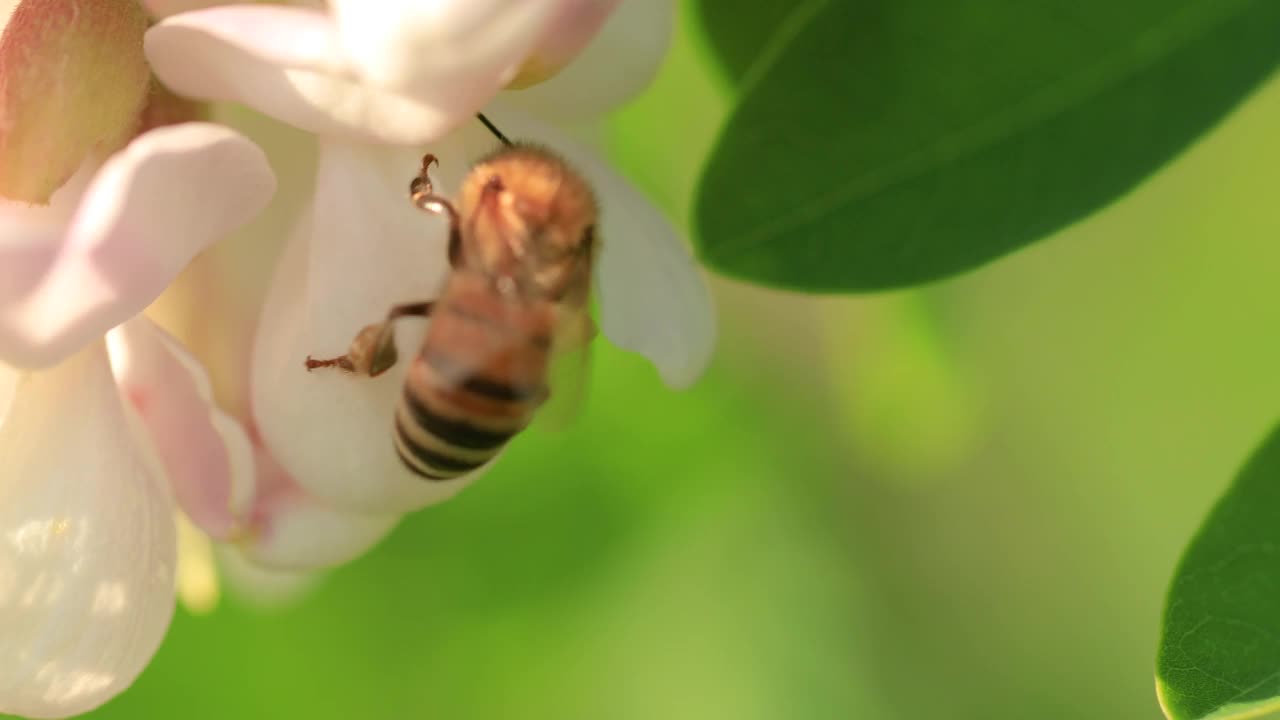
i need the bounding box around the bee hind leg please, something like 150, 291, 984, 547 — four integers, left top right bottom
304, 301, 434, 377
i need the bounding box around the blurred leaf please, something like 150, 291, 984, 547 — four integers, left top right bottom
692, 1, 1280, 291
822, 294, 981, 484
1157, 422, 1280, 720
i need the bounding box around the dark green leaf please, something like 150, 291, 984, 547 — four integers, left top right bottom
692, 0, 1280, 291
1157, 422, 1280, 720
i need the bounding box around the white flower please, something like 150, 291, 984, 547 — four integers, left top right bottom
144, 0, 715, 570
0, 123, 275, 717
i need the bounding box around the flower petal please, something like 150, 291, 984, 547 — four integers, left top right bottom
252, 138, 490, 514
0, 343, 176, 718
505, 0, 620, 90
329, 0, 567, 114
239, 433, 400, 570
145, 7, 467, 144
107, 317, 254, 541
242, 486, 400, 571
480, 110, 715, 387
502, 0, 672, 119
0, 122, 276, 369
215, 544, 318, 609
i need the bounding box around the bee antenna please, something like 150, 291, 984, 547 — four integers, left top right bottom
476, 113, 514, 147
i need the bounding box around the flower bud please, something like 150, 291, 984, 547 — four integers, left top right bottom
0, 0, 149, 203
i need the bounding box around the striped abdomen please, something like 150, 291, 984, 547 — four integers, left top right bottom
393, 277, 555, 480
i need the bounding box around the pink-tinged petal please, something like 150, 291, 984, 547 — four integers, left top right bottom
253, 138, 492, 515
0, 167, 92, 350
145, 7, 465, 144
0, 0, 149, 203
106, 317, 254, 541
482, 110, 715, 387
0, 122, 276, 370
507, 0, 620, 89
501, 0, 673, 120
328, 0, 567, 119
0, 342, 176, 718
239, 432, 399, 570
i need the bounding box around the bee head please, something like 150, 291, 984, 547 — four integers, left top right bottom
459, 145, 598, 297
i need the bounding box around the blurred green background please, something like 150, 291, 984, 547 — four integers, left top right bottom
35, 5, 1280, 719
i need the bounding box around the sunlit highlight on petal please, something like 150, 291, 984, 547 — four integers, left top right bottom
146, 7, 470, 144
0, 343, 176, 718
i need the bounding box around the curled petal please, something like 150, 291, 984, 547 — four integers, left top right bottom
0, 343, 176, 718
146, 7, 467, 144
329, 0, 566, 114
252, 139, 486, 514
239, 433, 400, 570
483, 110, 715, 387
0, 122, 276, 369
503, 0, 672, 119
107, 317, 254, 540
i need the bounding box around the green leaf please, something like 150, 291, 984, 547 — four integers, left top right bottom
1157, 423, 1280, 720
692, 0, 1280, 291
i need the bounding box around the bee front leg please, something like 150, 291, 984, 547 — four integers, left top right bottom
409, 153, 463, 268
305, 301, 434, 377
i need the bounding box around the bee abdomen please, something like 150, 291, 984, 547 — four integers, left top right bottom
392, 386, 522, 481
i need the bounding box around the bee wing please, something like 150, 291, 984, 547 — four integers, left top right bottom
530, 304, 596, 432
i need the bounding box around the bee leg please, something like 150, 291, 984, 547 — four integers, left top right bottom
408, 154, 463, 268
304, 301, 435, 377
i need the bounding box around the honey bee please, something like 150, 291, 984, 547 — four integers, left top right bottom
305, 116, 598, 481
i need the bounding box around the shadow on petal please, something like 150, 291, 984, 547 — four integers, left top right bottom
240, 426, 401, 571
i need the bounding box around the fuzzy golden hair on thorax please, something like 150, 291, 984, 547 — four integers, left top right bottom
459, 146, 597, 253
453, 145, 599, 303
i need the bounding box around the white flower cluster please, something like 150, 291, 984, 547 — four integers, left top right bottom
0, 1, 713, 716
